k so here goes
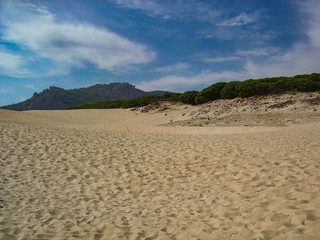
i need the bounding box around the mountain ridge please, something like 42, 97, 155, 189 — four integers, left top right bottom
1, 82, 166, 111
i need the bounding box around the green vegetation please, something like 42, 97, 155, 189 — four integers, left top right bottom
66, 92, 181, 109
180, 91, 199, 105
66, 73, 320, 109
195, 82, 226, 104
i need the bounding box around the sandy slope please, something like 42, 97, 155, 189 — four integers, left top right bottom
1, 92, 320, 239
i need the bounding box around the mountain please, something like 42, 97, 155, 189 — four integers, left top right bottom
1, 83, 166, 111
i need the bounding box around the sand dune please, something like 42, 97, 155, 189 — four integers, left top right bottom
1, 92, 320, 239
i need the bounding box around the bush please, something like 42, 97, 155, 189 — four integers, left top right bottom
121, 101, 130, 108
160, 92, 181, 101
180, 91, 199, 105
220, 81, 241, 99
194, 95, 208, 105
269, 79, 292, 93
138, 95, 159, 106
255, 82, 270, 95
306, 73, 320, 82
197, 82, 226, 103
296, 79, 320, 92
236, 80, 257, 98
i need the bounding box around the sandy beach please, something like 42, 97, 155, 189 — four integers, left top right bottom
1, 92, 320, 240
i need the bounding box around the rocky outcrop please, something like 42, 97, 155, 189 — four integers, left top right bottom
1, 83, 166, 111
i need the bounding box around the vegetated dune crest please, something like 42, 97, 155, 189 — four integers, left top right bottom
1, 92, 320, 135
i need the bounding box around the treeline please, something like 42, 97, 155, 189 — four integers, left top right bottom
66, 73, 320, 109
180, 73, 320, 105
65, 92, 181, 109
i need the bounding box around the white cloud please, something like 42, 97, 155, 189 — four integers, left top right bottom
137, 70, 245, 91
153, 63, 190, 72
1, 1, 155, 76
24, 84, 39, 91
201, 47, 279, 64
236, 47, 279, 56
216, 12, 258, 26
297, 0, 320, 49
244, 43, 320, 79
203, 56, 240, 63
0, 50, 34, 78
0, 87, 12, 94
113, 0, 164, 16
111, 0, 220, 22
243, 1, 320, 79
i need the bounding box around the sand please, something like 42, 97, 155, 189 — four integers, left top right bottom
1, 92, 320, 239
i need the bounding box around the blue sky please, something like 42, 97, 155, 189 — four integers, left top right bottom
1, 0, 320, 106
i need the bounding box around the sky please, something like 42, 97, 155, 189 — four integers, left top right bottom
0, 0, 320, 106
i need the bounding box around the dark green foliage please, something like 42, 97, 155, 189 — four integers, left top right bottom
66, 100, 125, 109
194, 95, 208, 105
255, 82, 270, 95
197, 82, 226, 102
269, 79, 292, 93
122, 98, 140, 108
180, 91, 199, 105
160, 92, 181, 101
120, 101, 130, 109
235, 80, 258, 98
306, 73, 320, 82
220, 81, 241, 99
293, 79, 320, 92
66, 92, 179, 109
137, 95, 159, 107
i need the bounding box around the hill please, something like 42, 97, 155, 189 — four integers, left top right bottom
0, 83, 166, 111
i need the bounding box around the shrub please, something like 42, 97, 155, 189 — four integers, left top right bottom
255, 82, 270, 95
236, 80, 257, 98
269, 79, 292, 93
194, 95, 208, 105
220, 81, 241, 99
295, 79, 320, 92
138, 95, 159, 106
180, 91, 199, 105
307, 73, 320, 82
105, 100, 124, 108
160, 92, 181, 101
197, 82, 226, 103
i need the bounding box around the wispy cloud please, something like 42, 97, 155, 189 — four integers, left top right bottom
216, 12, 259, 26
244, 44, 320, 79
113, 0, 165, 17
0, 87, 12, 94
0, 1, 155, 77
297, 0, 320, 49
24, 84, 39, 91
202, 56, 240, 63
153, 63, 190, 73
137, 70, 245, 92
0, 50, 34, 78
201, 47, 279, 64
243, 1, 320, 79
111, 0, 220, 22
236, 47, 280, 56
